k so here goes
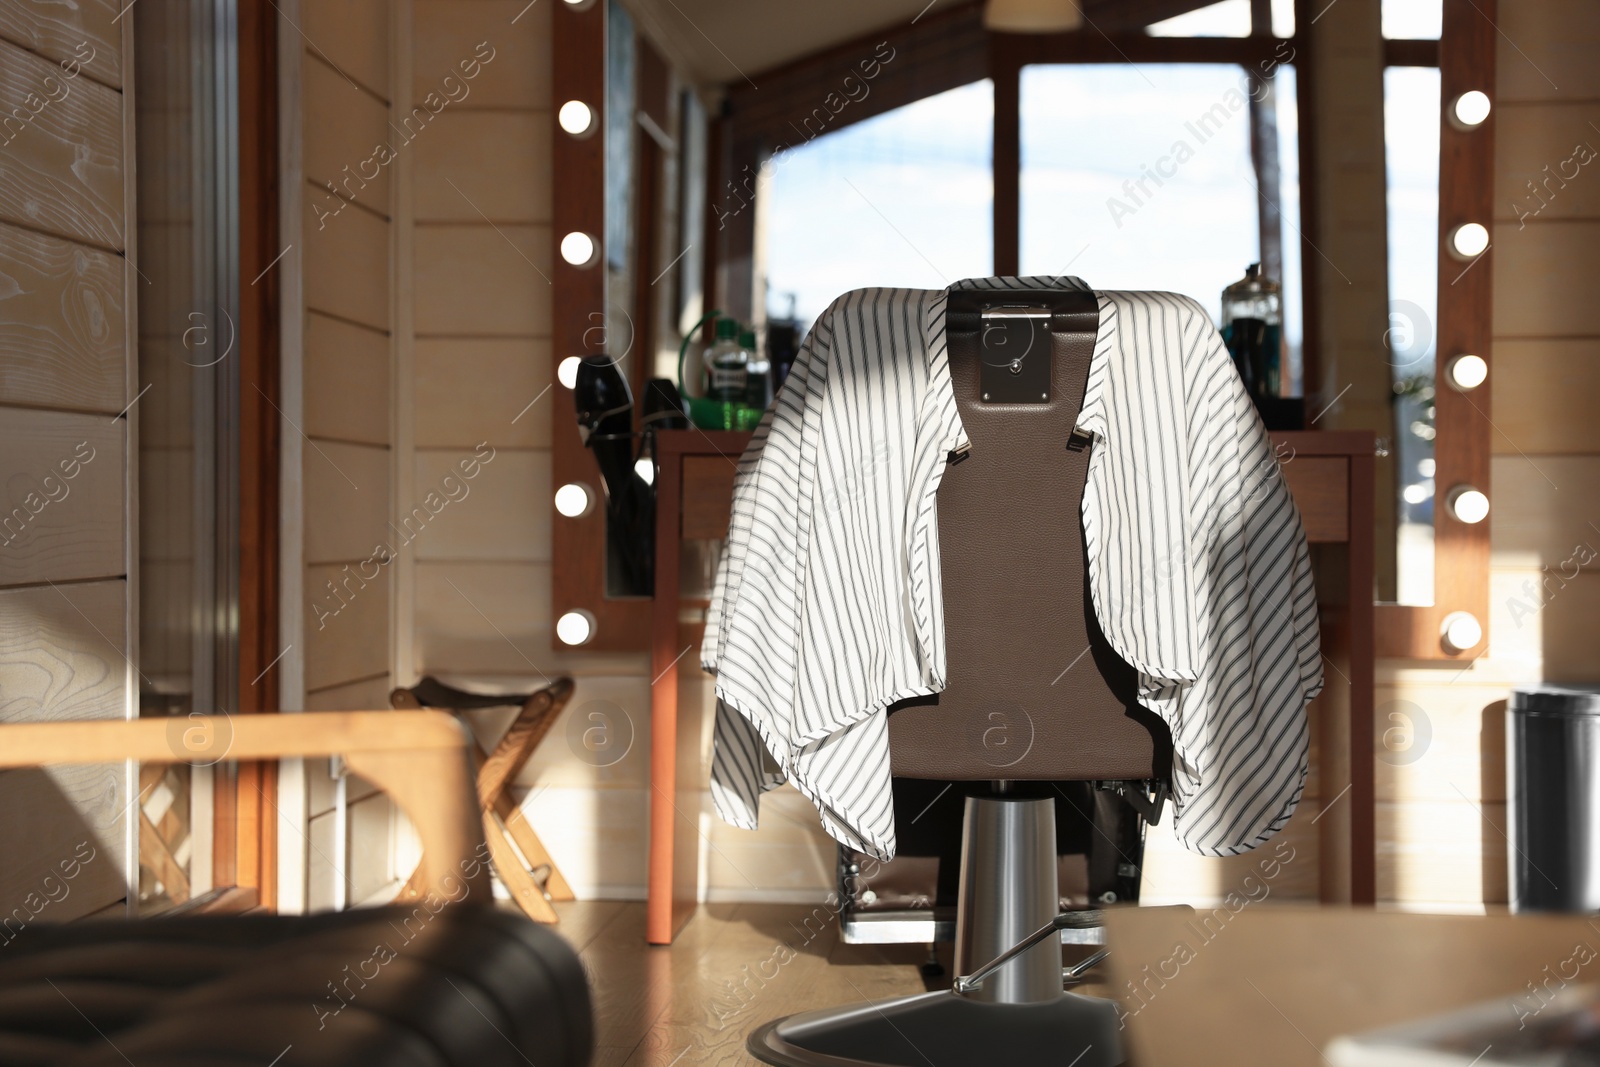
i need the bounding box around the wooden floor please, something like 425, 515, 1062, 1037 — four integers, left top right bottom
551, 899, 1110, 1066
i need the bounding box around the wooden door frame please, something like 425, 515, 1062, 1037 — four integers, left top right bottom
225, 0, 281, 910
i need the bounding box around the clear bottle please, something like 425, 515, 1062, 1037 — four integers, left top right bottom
1220, 263, 1283, 400
742, 326, 773, 409
703, 318, 748, 403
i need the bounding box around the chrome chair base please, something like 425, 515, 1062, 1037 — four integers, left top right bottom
747, 989, 1122, 1067
749, 793, 1127, 1066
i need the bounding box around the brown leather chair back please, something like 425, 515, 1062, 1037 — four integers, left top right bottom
887, 288, 1168, 782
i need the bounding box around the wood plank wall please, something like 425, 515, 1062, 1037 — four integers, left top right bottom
0, 1, 134, 924
396, 0, 664, 900
279, 0, 400, 909
1360, 0, 1600, 912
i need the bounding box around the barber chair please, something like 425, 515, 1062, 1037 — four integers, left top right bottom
748, 288, 1171, 1067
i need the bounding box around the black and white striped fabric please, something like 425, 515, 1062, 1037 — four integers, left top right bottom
704, 277, 1322, 861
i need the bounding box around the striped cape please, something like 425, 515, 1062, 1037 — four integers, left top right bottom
703, 277, 1322, 861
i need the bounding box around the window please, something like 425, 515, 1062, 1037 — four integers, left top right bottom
763, 81, 994, 326
1019, 61, 1302, 383
1383, 0, 1443, 40
1146, 0, 1252, 38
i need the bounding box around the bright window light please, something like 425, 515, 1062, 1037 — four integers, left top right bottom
1146, 0, 1251, 36
1383, 0, 1442, 39
765, 81, 992, 326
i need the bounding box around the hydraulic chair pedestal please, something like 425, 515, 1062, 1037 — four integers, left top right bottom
748, 795, 1124, 1067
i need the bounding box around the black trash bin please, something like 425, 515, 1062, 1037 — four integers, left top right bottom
1508, 684, 1600, 913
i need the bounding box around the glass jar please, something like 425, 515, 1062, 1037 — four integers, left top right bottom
1220, 263, 1283, 401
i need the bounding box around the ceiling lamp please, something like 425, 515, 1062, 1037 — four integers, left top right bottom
984, 0, 1082, 33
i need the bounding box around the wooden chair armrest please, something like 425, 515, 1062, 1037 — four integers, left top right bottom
0, 711, 490, 905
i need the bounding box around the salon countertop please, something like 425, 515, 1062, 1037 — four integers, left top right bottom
1105, 904, 1591, 1066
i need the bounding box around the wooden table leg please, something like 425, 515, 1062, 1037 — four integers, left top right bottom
648, 446, 693, 944
1349, 445, 1376, 905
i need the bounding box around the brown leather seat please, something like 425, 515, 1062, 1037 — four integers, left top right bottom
0, 905, 592, 1067
888, 288, 1169, 783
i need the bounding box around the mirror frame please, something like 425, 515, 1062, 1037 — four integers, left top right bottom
552, 0, 654, 651
1373, 0, 1495, 660
553, 0, 1498, 661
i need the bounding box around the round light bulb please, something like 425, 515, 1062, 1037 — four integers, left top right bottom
633, 458, 655, 486
557, 355, 582, 390
554, 482, 592, 518
1446, 353, 1488, 391
558, 100, 593, 136
1440, 611, 1483, 654
1451, 222, 1490, 259
1447, 485, 1490, 524
1452, 90, 1491, 128
556, 610, 595, 646
560, 231, 597, 267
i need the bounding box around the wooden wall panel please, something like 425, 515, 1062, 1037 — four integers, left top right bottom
305, 312, 391, 445
0, 579, 130, 924
1495, 1, 1600, 103
412, 560, 646, 678
0, 409, 124, 585
303, 563, 391, 692
1489, 455, 1600, 565
412, 0, 550, 109
302, 442, 391, 565
0, 222, 124, 413
1490, 339, 1600, 455
1536, 571, 1600, 684
1374, 681, 1510, 804
0, 579, 126, 719
1142, 807, 1321, 905
301, 0, 390, 102
1492, 222, 1600, 338
307, 795, 407, 911
414, 338, 551, 448
517, 675, 651, 787
138, 447, 194, 563
1377, 800, 1507, 906
347, 789, 399, 903
0, 38, 123, 249
302, 190, 391, 331
0, 0, 122, 88
1493, 102, 1600, 224
411, 448, 549, 562
305, 674, 391, 713
413, 111, 550, 223
302, 55, 391, 217
0, 0, 129, 923
413, 223, 551, 336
